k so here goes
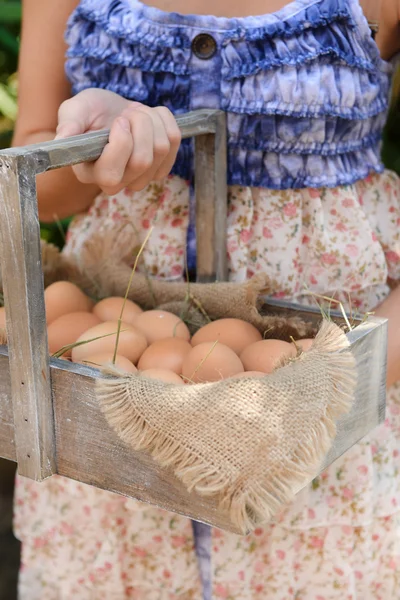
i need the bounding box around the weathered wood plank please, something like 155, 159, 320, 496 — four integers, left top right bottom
0, 110, 223, 171
0, 310, 387, 533
51, 361, 234, 530
0, 353, 14, 463
0, 109, 227, 484
320, 318, 387, 471
195, 112, 228, 283
0, 157, 55, 481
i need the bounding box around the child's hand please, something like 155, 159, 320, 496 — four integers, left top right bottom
55, 88, 181, 194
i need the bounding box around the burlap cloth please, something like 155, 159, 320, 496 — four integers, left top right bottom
2, 230, 357, 533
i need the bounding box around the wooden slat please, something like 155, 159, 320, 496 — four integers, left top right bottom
0, 109, 227, 483
0, 352, 14, 462
0, 311, 387, 533
195, 112, 228, 282
319, 318, 387, 472
0, 156, 55, 481
0, 110, 223, 171
50, 360, 234, 531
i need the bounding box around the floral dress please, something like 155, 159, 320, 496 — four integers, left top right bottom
13, 0, 400, 598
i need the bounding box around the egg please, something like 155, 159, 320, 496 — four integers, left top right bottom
240, 339, 295, 374
93, 297, 143, 325
141, 368, 184, 385
294, 338, 314, 352
0, 307, 6, 329
229, 371, 265, 379
138, 338, 192, 374
134, 310, 190, 344
45, 281, 93, 324
71, 321, 147, 364
79, 353, 138, 374
47, 311, 101, 357
182, 342, 244, 383
191, 318, 262, 355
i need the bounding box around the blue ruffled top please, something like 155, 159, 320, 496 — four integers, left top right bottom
65, 0, 393, 191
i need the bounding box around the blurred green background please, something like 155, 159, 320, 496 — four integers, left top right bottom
1, 0, 400, 247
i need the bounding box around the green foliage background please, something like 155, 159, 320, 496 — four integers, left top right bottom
1, 0, 400, 247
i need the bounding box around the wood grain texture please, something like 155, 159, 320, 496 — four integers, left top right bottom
195, 112, 228, 283
0, 157, 55, 481
0, 110, 388, 532
0, 110, 223, 171
0, 311, 387, 533
0, 352, 14, 463
0, 109, 226, 483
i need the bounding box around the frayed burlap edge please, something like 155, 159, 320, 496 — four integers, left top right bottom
96, 320, 356, 534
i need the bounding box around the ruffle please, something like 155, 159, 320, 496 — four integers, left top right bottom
222, 0, 355, 44
66, 11, 192, 75
221, 21, 377, 80
66, 0, 192, 50
169, 142, 385, 189
221, 61, 390, 120
65, 0, 392, 191
227, 112, 387, 155
225, 144, 384, 189
66, 59, 191, 112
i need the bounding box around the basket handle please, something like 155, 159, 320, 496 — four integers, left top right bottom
0, 109, 227, 481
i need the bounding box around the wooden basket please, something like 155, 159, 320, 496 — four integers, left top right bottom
0, 110, 388, 533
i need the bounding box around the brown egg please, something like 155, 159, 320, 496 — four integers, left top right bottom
79, 353, 138, 374
45, 281, 93, 324
240, 339, 295, 374
0, 307, 6, 329
182, 342, 244, 383
138, 338, 192, 374
294, 338, 314, 352
192, 318, 262, 355
93, 297, 143, 325
71, 321, 147, 364
134, 310, 190, 344
47, 311, 101, 356
141, 368, 184, 385
229, 371, 265, 379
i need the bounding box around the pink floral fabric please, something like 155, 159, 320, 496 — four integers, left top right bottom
14, 170, 400, 599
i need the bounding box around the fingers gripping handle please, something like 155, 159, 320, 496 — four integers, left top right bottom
0, 109, 227, 481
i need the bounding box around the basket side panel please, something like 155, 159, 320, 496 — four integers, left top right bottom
0, 352, 15, 462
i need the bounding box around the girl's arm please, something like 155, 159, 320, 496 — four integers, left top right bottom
13, 0, 98, 222
13, 0, 181, 223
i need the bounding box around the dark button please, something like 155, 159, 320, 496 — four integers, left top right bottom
191, 33, 217, 60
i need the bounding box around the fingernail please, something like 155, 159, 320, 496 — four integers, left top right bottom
117, 117, 131, 132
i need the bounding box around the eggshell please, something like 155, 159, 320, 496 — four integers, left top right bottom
141, 368, 184, 385
138, 338, 192, 374
45, 281, 93, 324
93, 297, 143, 325
229, 371, 265, 379
0, 307, 6, 329
71, 321, 147, 364
294, 338, 314, 352
191, 318, 262, 355
79, 353, 137, 374
134, 310, 190, 344
240, 339, 295, 374
47, 311, 101, 357
182, 342, 244, 383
